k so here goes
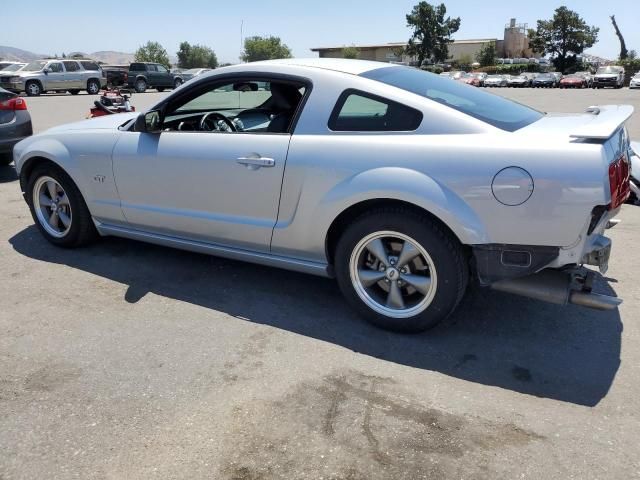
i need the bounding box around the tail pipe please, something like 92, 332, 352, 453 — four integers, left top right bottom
491, 269, 622, 311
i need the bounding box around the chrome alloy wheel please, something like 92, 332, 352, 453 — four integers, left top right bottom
349, 231, 438, 318
33, 176, 72, 238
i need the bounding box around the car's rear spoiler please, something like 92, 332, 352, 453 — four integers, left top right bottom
570, 105, 634, 140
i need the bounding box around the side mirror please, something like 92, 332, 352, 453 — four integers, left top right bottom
43, 68, 50, 74
134, 111, 163, 133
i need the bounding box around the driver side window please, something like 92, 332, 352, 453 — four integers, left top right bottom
162, 79, 307, 135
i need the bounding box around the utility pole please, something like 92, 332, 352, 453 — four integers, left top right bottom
240, 20, 244, 62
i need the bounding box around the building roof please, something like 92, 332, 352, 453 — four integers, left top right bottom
310, 39, 499, 51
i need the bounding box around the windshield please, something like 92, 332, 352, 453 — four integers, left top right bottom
2, 64, 25, 72
23, 61, 47, 72
597, 66, 620, 74
361, 66, 543, 132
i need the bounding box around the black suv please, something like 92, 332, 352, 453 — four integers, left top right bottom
127, 63, 184, 93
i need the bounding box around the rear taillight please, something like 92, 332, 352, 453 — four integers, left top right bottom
124, 73, 128, 81
608, 153, 631, 210
0, 97, 27, 111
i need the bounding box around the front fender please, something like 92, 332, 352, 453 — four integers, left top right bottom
318, 167, 489, 246
14, 136, 75, 188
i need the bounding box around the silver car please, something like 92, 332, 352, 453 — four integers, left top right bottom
12, 59, 633, 332
0, 59, 106, 96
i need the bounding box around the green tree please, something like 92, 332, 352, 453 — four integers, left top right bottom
476, 41, 497, 67
405, 1, 461, 65
134, 41, 171, 67
177, 42, 218, 69
529, 6, 599, 73
241, 36, 292, 62
342, 45, 360, 59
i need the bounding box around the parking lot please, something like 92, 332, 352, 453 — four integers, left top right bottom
1, 88, 640, 479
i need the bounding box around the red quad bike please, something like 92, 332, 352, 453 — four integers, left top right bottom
88, 88, 135, 117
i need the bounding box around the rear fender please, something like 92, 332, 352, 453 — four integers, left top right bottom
319, 167, 488, 245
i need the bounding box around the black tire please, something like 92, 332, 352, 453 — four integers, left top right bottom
86, 79, 101, 95
174, 78, 183, 89
135, 78, 147, 93
26, 163, 98, 248
156, 87, 165, 92
0, 152, 12, 166
334, 207, 468, 333
69, 89, 80, 95
25, 80, 42, 96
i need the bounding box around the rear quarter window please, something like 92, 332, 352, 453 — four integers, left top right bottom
361, 66, 543, 132
80, 61, 100, 71
129, 63, 145, 72
329, 89, 423, 132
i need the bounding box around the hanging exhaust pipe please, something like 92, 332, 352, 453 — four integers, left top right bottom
491, 269, 622, 311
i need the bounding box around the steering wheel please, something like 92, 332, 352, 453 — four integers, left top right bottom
199, 112, 237, 132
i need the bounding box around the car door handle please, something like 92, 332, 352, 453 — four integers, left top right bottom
236, 156, 276, 169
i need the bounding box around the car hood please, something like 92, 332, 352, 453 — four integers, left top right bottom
44, 112, 139, 133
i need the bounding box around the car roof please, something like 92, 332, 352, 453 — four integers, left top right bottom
245, 58, 395, 76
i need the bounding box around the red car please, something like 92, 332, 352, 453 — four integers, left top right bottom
559, 75, 587, 88
456, 73, 481, 87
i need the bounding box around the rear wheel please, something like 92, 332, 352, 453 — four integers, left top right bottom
86, 79, 100, 95
334, 208, 468, 333
0, 153, 12, 166
26, 164, 98, 248
174, 78, 183, 89
135, 78, 147, 93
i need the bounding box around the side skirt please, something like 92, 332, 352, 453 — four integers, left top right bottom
96, 223, 332, 278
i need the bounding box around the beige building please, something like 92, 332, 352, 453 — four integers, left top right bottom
311, 18, 534, 64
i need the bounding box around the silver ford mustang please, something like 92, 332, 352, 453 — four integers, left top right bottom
12, 59, 636, 332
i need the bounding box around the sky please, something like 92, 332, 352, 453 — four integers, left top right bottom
2, 0, 638, 63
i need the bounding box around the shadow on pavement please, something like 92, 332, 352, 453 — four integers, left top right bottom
9, 227, 622, 407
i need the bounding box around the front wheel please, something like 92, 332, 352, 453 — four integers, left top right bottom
26, 164, 98, 248
25, 81, 42, 96
334, 208, 468, 333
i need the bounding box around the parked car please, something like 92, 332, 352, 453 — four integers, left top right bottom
559, 74, 588, 88
12, 59, 630, 332
0, 61, 20, 70
575, 71, 594, 87
0, 63, 26, 74
532, 73, 558, 88
471, 72, 487, 86
507, 75, 531, 87
484, 74, 508, 87
101, 65, 129, 88
180, 68, 212, 82
0, 59, 106, 96
0, 87, 32, 165
127, 62, 184, 93
456, 73, 481, 87
629, 73, 640, 89
593, 66, 625, 89
630, 142, 640, 203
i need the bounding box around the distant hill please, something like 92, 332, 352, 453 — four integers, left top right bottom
1, 46, 178, 65
0, 46, 46, 62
